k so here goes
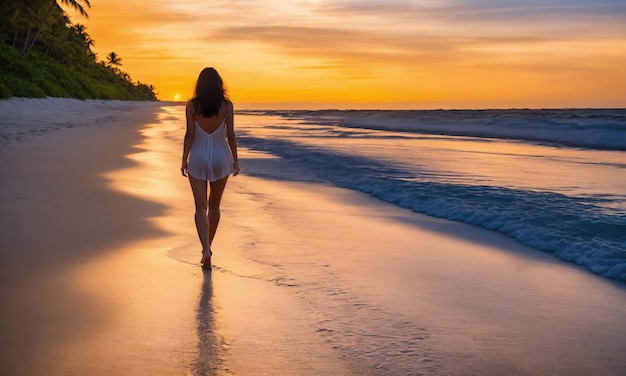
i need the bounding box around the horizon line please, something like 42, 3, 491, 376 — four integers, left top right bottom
161, 100, 626, 112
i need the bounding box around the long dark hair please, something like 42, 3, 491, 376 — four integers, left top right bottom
191, 67, 229, 117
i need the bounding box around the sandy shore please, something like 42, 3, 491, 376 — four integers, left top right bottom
1, 98, 625, 375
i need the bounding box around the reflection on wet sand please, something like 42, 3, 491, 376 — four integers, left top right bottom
191, 271, 226, 375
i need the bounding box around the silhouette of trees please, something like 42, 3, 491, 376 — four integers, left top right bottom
0, 0, 157, 100
106, 52, 122, 69
25, 0, 92, 55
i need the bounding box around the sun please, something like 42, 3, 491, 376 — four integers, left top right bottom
173, 93, 182, 102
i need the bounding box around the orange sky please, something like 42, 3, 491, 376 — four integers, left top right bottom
67, 0, 626, 109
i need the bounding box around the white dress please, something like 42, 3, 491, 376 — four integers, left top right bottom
187, 116, 234, 182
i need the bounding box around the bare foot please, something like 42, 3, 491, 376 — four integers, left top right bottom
201, 249, 212, 270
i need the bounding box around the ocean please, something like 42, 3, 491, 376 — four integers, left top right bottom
235, 109, 626, 282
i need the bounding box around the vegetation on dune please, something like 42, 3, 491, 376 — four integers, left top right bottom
0, 0, 157, 100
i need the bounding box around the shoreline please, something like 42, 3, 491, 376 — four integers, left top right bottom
215, 174, 626, 375
1, 100, 625, 375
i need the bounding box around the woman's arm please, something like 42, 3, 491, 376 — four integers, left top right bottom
225, 101, 240, 176
181, 101, 195, 176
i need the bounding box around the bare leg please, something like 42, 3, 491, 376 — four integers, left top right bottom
208, 176, 229, 245
189, 176, 210, 264
189, 175, 229, 268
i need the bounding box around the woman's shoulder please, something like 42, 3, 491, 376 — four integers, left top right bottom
224, 100, 233, 111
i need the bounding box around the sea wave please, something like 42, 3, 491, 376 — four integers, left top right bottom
239, 134, 626, 282
245, 109, 626, 151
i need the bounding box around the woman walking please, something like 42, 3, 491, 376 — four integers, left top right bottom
181, 67, 240, 269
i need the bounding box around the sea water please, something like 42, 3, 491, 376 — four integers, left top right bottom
235, 109, 626, 282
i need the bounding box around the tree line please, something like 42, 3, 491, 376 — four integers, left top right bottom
0, 0, 157, 100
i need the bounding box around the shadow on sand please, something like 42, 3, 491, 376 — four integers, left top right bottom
191, 270, 227, 375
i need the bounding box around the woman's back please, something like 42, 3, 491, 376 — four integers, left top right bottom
193, 102, 228, 134
187, 102, 234, 182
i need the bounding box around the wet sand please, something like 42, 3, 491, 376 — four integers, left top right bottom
1, 98, 625, 375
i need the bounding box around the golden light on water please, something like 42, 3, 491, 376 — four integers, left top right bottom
66, 1, 626, 109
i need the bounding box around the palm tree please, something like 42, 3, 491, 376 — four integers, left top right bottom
2, 0, 46, 48
74, 24, 93, 47
106, 52, 123, 69
71, 23, 94, 52
43, 27, 73, 63
119, 71, 131, 82
24, 0, 91, 55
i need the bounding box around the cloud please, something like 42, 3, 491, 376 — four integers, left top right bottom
197, 0, 624, 81
212, 24, 560, 69
312, 0, 626, 37
73, 0, 625, 105
314, 0, 626, 20
212, 25, 454, 66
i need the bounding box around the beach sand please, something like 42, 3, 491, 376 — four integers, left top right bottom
1, 98, 625, 375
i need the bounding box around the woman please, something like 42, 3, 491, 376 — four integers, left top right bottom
181, 67, 240, 269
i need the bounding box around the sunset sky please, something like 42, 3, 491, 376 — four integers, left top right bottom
68, 0, 626, 109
